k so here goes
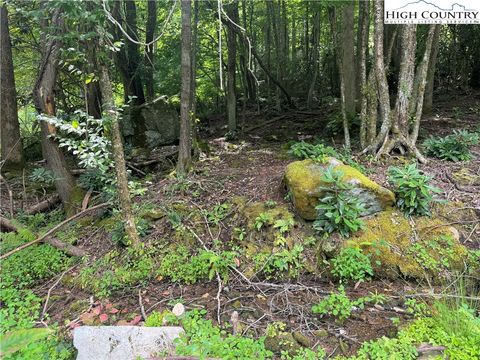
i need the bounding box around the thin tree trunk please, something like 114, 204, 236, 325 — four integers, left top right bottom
423, 25, 441, 114
145, 0, 157, 101
191, 0, 199, 156
329, 6, 350, 149
410, 25, 438, 143
33, 8, 83, 216
97, 44, 140, 247
307, 6, 320, 110
177, 0, 192, 176
227, 1, 238, 132
358, 0, 370, 148
340, 2, 356, 118
0, 5, 24, 170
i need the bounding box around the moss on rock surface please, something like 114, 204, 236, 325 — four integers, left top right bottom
345, 208, 468, 281
284, 159, 395, 220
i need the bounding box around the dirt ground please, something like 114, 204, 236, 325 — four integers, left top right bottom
1, 92, 479, 357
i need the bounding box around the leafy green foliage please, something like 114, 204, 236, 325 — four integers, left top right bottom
313, 167, 364, 237
174, 310, 273, 359
205, 203, 231, 225
1, 230, 71, 290
312, 287, 385, 322
289, 141, 366, 172
145, 310, 179, 327
330, 248, 373, 283
79, 247, 155, 298
273, 218, 295, 234
0, 288, 42, 332
0, 328, 52, 357
254, 244, 305, 279
311, 286, 354, 321
157, 246, 237, 284
352, 300, 480, 360
388, 163, 440, 216
29, 167, 56, 185
423, 130, 479, 161
254, 212, 273, 231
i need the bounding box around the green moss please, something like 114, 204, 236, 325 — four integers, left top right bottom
284, 159, 394, 220
345, 208, 468, 281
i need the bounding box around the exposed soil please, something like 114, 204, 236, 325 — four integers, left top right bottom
1, 92, 479, 358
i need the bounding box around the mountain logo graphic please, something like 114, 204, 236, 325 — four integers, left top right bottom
393, 1, 475, 12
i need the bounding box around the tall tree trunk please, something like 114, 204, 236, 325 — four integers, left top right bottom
144, 0, 157, 101
97, 45, 140, 247
329, 6, 350, 149
358, 0, 370, 148
191, 0, 199, 156
340, 2, 356, 118
0, 5, 24, 170
307, 6, 320, 109
423, 25, 441, 114
410, 25, 438, 143
226, 1, 238, 132
177, 0, 192, 176
33, 8, 83, 216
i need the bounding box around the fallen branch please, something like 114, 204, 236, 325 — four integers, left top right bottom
0, 203, 108, 260
25, 194, 61, 215
0, 216, 18, 232
44, 236, 88, 257
244, 115, 287, 133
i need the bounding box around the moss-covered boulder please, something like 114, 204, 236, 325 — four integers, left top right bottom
345, 208, 468, 281
284, 159, 395, 220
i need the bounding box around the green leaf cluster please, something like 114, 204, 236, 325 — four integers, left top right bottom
423, 130, 479, 162
313, 167, 364, 237
388, 163, 440, 216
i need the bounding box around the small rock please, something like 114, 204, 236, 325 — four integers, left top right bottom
73, 326, 184, 360
172, 303, 185, 317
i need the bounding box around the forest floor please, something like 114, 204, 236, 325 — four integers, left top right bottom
1, 91, 479, 358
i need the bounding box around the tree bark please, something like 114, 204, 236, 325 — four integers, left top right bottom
33, 8, 83, 216
357, 0, 370, 147
307, 6, 320, 110
423, 25, 441, 114
145, 0, 157, 101
340, 2, 356, 118
329, 6, 350, 149
1, 5, 24, 170
97, 46, 140, 247
226, 1, 238, 132
177, 0, 192, 176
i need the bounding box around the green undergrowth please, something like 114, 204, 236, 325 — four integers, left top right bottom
0, 224, 75, 359
348, 300, 480, 360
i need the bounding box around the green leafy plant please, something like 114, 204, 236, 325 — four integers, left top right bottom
254, 212, 272, 231
423, 130, 479, 162
330, 248, 373, 283
388, 163, 440, 216
0, 328, 52, 357
255, 244, 305, 279
313, 167, 364, 237
289, 141, 337, 162
312, 287, 384, 322
273, 218, 295, 234
205, 203, 231, 225
174, 310, 273, 359
29, 167, 56, 185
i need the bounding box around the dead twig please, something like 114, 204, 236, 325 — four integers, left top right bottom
40, 266, 76, 321
0, 203, 108, 260
25, 194, 61, 215
139, 290, 148, 320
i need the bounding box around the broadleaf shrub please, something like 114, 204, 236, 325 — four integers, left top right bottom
313, 167, 364, 237
388, 163, 440, 216
423, 130, 479, 161
330, 248, 373, 283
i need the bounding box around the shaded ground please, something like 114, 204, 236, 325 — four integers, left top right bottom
1, 92, 479, 357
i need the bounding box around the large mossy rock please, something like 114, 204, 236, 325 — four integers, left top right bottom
345, 208, 468, 281
121, 97, 179, 148
284, 159, 395, 220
